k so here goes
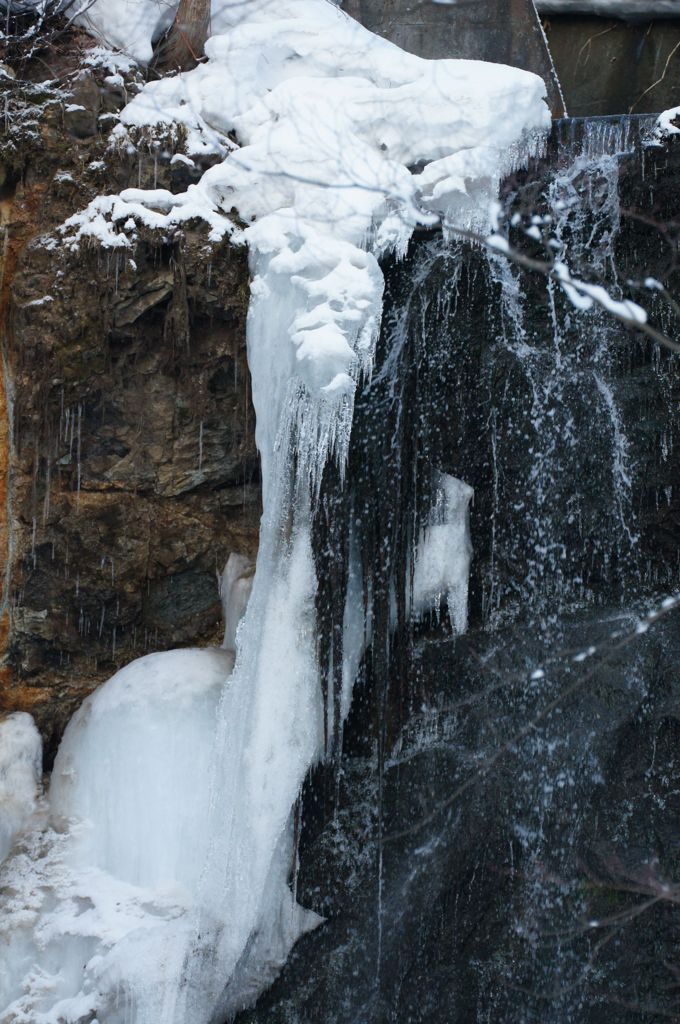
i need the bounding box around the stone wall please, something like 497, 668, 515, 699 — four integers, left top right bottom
545, 14, 680, 116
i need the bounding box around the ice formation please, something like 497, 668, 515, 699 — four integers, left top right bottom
1, 648, 233, 1024
0, 564, 312, 1024
0, 713, 42, 865
220, 553, 255, 651
412, 475, 474, 633
0, 2, 550, 1022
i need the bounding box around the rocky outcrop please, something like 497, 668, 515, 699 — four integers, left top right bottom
0, 36, 258, 762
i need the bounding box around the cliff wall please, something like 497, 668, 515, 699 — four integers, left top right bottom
0, 39, 258, 761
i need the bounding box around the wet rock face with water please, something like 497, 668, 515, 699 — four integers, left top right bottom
240, 122, 680, 1023
242, 615, 680, 1024
0, 47, 259, 760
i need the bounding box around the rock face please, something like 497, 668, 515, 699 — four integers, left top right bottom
241, 615, 680, 1024
239, 123, 680, 1022
0, 38, 258, 762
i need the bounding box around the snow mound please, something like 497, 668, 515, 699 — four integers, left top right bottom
655, 105, 680, 139
76, 0, 177, 64
50, 647, 235, 887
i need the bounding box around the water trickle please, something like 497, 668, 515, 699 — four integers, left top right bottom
480, 116, 667, 623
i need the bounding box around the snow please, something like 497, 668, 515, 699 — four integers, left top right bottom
0, 648, 219, 1023
74, 0, 177, 64
1, 566, 311, 1024
656, 105, 680, 138
70, 0, 549, 478
80, 47, 139, 76
0, 713, 42, 865
1, 1, 551, 1021
554, 260, 648, 322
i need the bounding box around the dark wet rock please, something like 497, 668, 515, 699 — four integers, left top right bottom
241, 611, 680, 1024
240, 122, 680, 1024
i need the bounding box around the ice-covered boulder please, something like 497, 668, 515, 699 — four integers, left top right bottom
49, 646, 235, 889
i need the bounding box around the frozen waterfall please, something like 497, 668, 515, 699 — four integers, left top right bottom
0, 1, 550, 1022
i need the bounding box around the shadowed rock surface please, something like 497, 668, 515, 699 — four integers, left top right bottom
545, 14, 680, 116
241, 614, 680, 1024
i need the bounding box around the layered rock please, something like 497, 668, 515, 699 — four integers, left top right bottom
0, 37, 258, 762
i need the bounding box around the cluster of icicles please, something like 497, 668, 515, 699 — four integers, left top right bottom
0, 2, 550, 1022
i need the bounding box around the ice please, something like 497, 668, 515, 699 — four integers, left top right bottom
50, 647, 235, 886
412, 475, 474, 633
220, 552, 254, 652
1, 1, 551, 1021
0, 713, 42, 865
0, 648, 234, 1024
0, 561, 283, 1024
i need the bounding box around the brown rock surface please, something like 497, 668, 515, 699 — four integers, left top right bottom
0, 37, 259, 763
